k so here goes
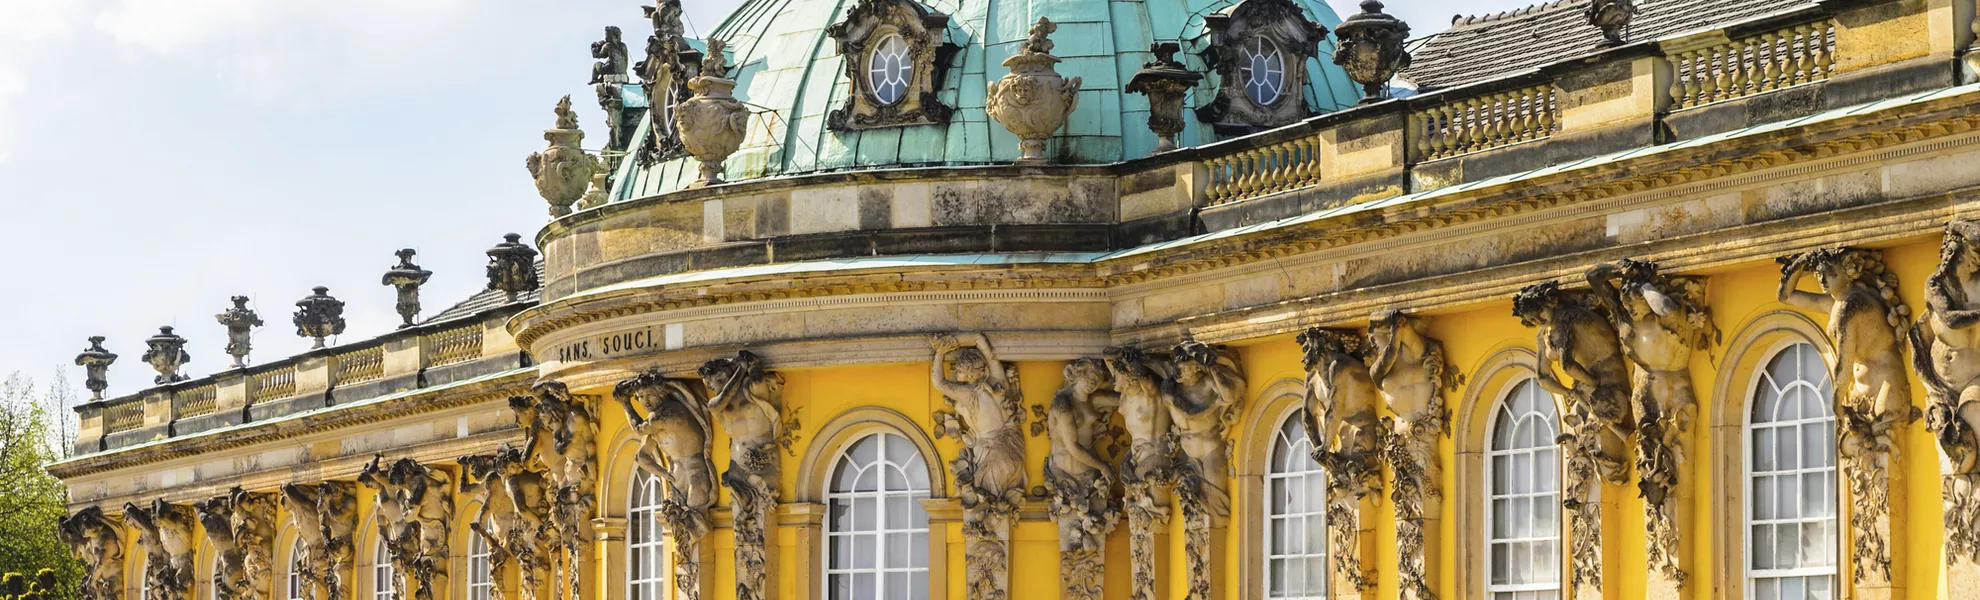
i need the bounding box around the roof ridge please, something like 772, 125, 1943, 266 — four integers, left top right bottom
1449, 0, 1580, 28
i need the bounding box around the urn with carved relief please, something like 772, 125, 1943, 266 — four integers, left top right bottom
674, 38, 749, 188
75, 336, 118, 400
141, 326, 191, 384
215, 296, 264, 369
1126, 43, 1202, 154
527, 96, 598, 218
1332, 0, 1411, 102
986, 18, 1081, 165
292, 287, 347, 350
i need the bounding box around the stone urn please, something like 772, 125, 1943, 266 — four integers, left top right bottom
986, 18, 1082, 165
1333, 0, 1412, 102
526, 96, 597, 218
1126, 43, 1202, 154
674, 38, 750, 188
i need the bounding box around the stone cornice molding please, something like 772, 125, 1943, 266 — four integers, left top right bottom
535, 330, 1113, 391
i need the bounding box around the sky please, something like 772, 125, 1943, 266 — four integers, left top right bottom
0, 0, 1535, 401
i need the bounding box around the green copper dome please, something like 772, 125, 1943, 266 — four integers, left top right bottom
612, 0, 1362, 200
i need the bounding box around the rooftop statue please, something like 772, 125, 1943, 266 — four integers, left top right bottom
591, 26, 628, 85
381, 249, 433, 328
1587, 0, 1636, 47
74, 336, 117, 401
527, 96, 597, 218
215, 296, 264, 369
1333, 0, 1411, 101
675, 38, 749, 188
1126, 43, 1202, 154
485, 233, 540, 302
141, 326, 191, 384
986, 18, 1080, 165
292, 287, 347, 350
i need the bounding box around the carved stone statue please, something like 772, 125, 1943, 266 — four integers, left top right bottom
1778, 247, 1918, 589
513, 380, 597, 600
57, 506, 123, 600
1514, 280, 1630, 597
1101, 345, 1174, 600
591, 26, 628, 85
1125, 43, 1202, 154
616, 369, 717, 600
528, 96, 599, 218
381, 249, 433, 328
375, 458, 456, 600
359, 456, 413, 600
930, 333, 1028, 600
230, 488, 279, 600
1586, 0, 1635, 47
1043, 358, 1121, 600
74, 336, 117, 401
985, 18, 1081, 165
1586, 259, 1713, 592
1367, 310, 1459, 600
215, 297, 263, 369
460, 449, 545, 600
1332, 0, 1412, 101
1163, 339, 1245, 600
636, 0, 690, 164
1912, 220, 1980, 578
281, 482, 357, 600
292, 287, 348, 350
486, 233, 541, 301
675, 39, 750, 188
194, 496, 247, 600
141, 326, 191, 384
125, 499, 197, 600
699, 351, 784, 600
1296, 327, 1379, 594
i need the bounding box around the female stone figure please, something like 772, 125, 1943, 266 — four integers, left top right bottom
1912, 220, 1980, 566
929, 333, 1027, 600
125, 499, 196, 600
1297, 327, 1379, 594
230, 488, 278, 600
515, 380, 597, 600
1366, 310, 1457, 600
699, 351, 784, 600
1778, 247, 1916, 586
58, 506, 123, 600
397, 459, 455, 600
1162, 339, 1245, 600
1101, 345, 1173, 600
458, 452, 521, 600
615, 369, 717, 600
358, 456, 413, 600
280, 484, 329, 600
1044, 358, 1121, 600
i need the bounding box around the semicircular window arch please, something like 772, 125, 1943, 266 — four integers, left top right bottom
825, 432, 931, 600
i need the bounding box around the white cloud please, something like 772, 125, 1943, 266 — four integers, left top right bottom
0, 0, 85, 162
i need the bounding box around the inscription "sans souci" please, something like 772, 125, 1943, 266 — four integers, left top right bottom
555, 326, 658, 362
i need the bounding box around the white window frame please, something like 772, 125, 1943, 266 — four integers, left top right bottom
628, 470, 667, 600
822, 432, 931, 600
867, 34, 913, 106
1743, 341, 1841, 600
1483, 377, 1563, 600
466, 531, 494, 600
288, 544, 307, 600
1239, 36, 1287, 106
1263, 408, 1327, 600
373, 538, 395, 600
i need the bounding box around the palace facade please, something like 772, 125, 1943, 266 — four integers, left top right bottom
45, 1, 1980, 600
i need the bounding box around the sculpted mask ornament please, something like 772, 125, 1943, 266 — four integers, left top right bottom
1198, 0, 1328, 128
1101, 345, 1174, 600
1331, 0, 1411, 102
1366, 310, 1459, 600
825, 0, 956, 130
1778, 247, 1918, 586
986, 18, 1081, 165
1043, 358, 1122, 600
512, 380, 599, 600
674, 39, 750, 188
74, 336, 117, 401
1586, 259, 1713, 589
58, 506, 123, 600
1296, 327, 1379, 593
215, 297, 264, 369
486, 233, 541, 302
1164, 339, 1245, 600
1126, 43, 1203, 154
615, 369, 717, 600
699, 351, 785, 600
141, 326, 191, 385
930, 333, 1028, 600
1912, 220, 1980, 568
292, 287, 347, 350
381, 249, 433, 328
1586, 0, 1635, 47
125, 499, 197, 600
527, 96, 600, 218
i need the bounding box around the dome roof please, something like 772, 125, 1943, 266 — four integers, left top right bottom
611, 0, 1362, 200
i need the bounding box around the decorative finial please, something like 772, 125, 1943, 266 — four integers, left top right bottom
591, 26, 629, 85
674, 38, 749, 188
1127, 42, 1204, 154
527, 96, 597, 218
1587, 0, 1635, 47
140, 326, 191, 385
215, 296, 264, 369
292, 286, 347, 350
381, 249, 434, 328
986, 17, 1081, 165
75, 336, 119, 401
1333, 0, 1413, 103
486, 233, 541, 302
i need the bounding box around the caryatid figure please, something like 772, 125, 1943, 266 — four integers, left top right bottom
1913, 220, 1980, 568
1044, 358, 1122, 600
394, 459, 455, 600
1163, 339, 1246, 600
514, 380, 597, 600
699, 351, 785, 600
929, 333, 1028, 600
124, 499, 197, 600
614, 369, 717, 600
229, 488, 279, 600
1297, 327, 1379, 594
1777, 247, 1917, 586
193, 495, 247, 600
58, 506, 124, 600
1367, 310, 1459, 600
457, 452, 522, 600
359, 456, 414, 600
1100, 345, 1174, 600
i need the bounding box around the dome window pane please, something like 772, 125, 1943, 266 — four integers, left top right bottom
1240, 38, 1286, 106
868, 35, 913, 106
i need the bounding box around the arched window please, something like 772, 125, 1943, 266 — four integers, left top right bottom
373, 539, 395, 600
1486, 379, 1562, 600
867, 34, 912, 106
1265, 409, 1327, 599
629, 470, 667, 600
825, 432, 931, 600
466, 532, 494, 600
1239, 37, 1286, 106
1747, 343, 1838, 600
288, 544, 307, 600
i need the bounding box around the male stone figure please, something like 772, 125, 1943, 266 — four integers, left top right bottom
194, 495, 247, 600
929, 333, 1027, 600
125, 499, 196, 600
616, 369, 717, 600
514, 380, 598, 600
1163, 339, 1245, 600
281, 482, 358, 600
459, 451, 525, 600
1367, 310, 1458, 600
700, 351, 785, 600
1913, 220, 1980, 585
1044, 358, 1121, 600
359, 456, 414, 600
1298, 327, 1379, 596
1102, 345, 1173, 600
1586, 259, 1713, 594
1515, 280, 1630, 599
1779, 247, 1917, 591
231, 488, 280, 600
58, 506, 123, 600
591, 26, 628, 85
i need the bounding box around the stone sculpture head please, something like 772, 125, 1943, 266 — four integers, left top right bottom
1295, 328, 1363, 371
1171, 340, 1221, 384
949, 348, 990, 383
1062, 358, 1112, 395
1513, 281, 1563, 327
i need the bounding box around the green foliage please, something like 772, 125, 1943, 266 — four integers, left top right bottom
0, 374, 82, 600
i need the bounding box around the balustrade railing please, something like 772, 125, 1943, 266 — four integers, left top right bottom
1203, 133, 1322, 206
423, 325, 484, 368
1669, 20, 1836, 109
104, 399, 143, 434
336, 346, 385, 385
252, 367, 296, 402
1414, 84, 1558, 161
174, 383, 218, 418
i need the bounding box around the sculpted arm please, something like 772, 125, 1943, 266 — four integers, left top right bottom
928, 340, 974, 401
1529, 330, 1574, 397
1776, 259, 1836, 313
971, 334, 1011, 389
1584, 263, 1625, 320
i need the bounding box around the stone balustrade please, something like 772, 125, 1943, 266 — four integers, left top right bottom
333, 345, 385, 385
1668, 20, 1836, 110
251, 367, 295, 403
172, 382, 218, 419
421, 324, 484, 368
1413, 83, 1558, 161
103, 399, 142, 435
1203, 132, 1321, 206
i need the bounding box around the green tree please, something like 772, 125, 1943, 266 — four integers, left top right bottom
0, 373, 82, 600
